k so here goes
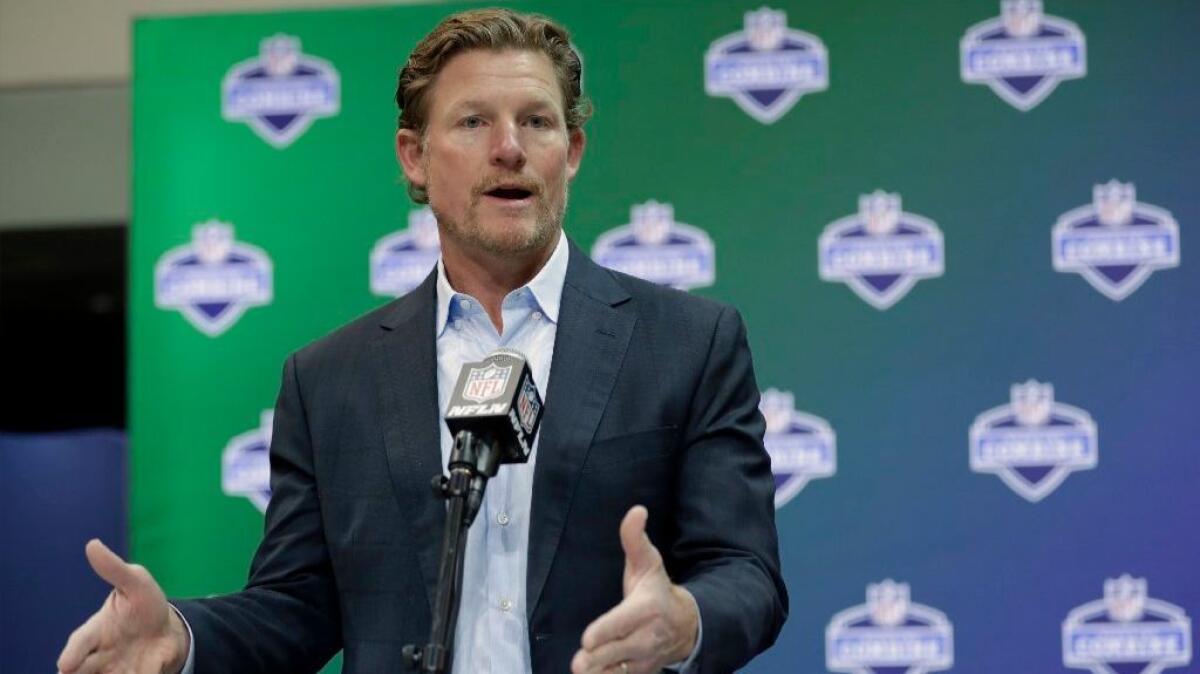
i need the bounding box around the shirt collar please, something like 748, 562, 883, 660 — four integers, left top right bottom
435, 232, 569, 335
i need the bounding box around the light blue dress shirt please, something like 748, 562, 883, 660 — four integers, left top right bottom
434, 234, 566, 674
177, 233, 699, 673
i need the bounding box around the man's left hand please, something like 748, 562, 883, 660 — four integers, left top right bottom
570, 505, 700, 674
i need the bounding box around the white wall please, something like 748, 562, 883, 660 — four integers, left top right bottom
0, 0, 444, 228
0, 0, 434, 87
0, 85, 128, 227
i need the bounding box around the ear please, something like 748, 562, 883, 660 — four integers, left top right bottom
395, 128, 426, 189
565, 127, 586, 182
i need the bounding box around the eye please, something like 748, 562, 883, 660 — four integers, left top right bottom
527, 115, 552, 129
461, 115, 484, 129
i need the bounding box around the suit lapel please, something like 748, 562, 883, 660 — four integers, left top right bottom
372, 271, 444, 612
527, 242, 634, 620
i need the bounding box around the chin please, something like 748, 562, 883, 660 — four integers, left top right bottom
477, 231, 545, 256
486, 221, 558, 254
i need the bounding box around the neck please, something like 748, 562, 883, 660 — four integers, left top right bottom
440, 230, 560, 331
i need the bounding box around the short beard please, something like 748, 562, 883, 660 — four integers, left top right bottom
427, 165, 567, 257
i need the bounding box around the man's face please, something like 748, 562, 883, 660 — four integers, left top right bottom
397, 49, 585, 258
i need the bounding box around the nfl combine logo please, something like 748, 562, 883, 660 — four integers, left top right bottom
960, 0, 1086, 111
464, 363, 512, 403
819, 191, 944, 310
154, 220, 273, 337
222, 34, 341, 148
970, 380, 1097, 502
370, 207, 440, 297
1063, 576, 1192, 674
826, 580, 954, 674
760, 388, 836, 508
1053, 181, 1181, 301
592, 201, 715, 290
222, 410, 274, 513
705, 7, 828, 124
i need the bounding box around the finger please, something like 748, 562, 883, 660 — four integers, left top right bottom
85, 539, 141, 593
57, 611, 104, 672
613, 656, 657, 674
581, 595, 652, 651
67, 647, 113, 674
586, 629, 656, 671
571, 648, 624, 674
619, 506, 658, 580
570, 648, 589, 674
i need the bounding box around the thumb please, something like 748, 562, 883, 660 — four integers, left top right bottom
619, 505, 660, 583
84, 539, 142, 594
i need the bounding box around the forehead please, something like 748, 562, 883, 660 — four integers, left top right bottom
427, 48, 563, 113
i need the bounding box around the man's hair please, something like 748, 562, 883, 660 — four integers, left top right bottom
395, 8, 592, 203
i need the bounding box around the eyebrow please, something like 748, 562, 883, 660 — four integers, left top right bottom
446, 97, 559, 116
448, 99, 491, 113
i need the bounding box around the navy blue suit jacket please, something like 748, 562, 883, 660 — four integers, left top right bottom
176, 240, 787, 673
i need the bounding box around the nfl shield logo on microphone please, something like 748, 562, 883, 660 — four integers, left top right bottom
463, 363, 513, 403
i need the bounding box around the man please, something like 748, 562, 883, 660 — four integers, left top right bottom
57, 8, 786, 674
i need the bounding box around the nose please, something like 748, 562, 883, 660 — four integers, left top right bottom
490, 120, 526, 172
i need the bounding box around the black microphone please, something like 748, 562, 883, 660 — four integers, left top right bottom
442, 349, 544, 521
405, 349, 545, 673
444, 348, 543, 467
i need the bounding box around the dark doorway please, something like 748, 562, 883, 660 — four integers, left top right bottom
0, 225, 126, 431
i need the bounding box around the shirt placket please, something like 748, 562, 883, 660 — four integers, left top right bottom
491, 293, 529, 665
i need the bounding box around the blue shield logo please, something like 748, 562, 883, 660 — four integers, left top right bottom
705, 7, 828, 124
222, 410, 274, 513
222, 35, 340, 148
1053, 181, 1181, 301
154, 221, 273, 337
970, 380, 1097, 502
819, 191, 944, 310
592, 201, 715, 290
760, 388, 836, 508
827, 580, 954, 674
1063, 576, 1192, 674
370, 207, 441, 297
516, 377, 541, 435
961, 0, 1087, 111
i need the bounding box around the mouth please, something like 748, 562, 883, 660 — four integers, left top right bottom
482, 183, 536, 204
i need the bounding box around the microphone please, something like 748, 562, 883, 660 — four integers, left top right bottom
444, 348, 544, 467
405, 349, 545, 673
442, 349, 544, 521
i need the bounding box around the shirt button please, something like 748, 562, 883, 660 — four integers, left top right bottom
460, 299, 472, 310
499, 599, 513, 612
453, 319, 463, 330
497, 512, 510, 526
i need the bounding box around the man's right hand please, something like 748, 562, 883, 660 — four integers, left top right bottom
57, 539, 190, 674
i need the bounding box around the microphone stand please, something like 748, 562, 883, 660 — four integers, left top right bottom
402, 430, 503, 674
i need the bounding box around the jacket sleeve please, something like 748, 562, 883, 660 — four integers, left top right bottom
174, 353, 342, 674
672, 306, 788, 674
